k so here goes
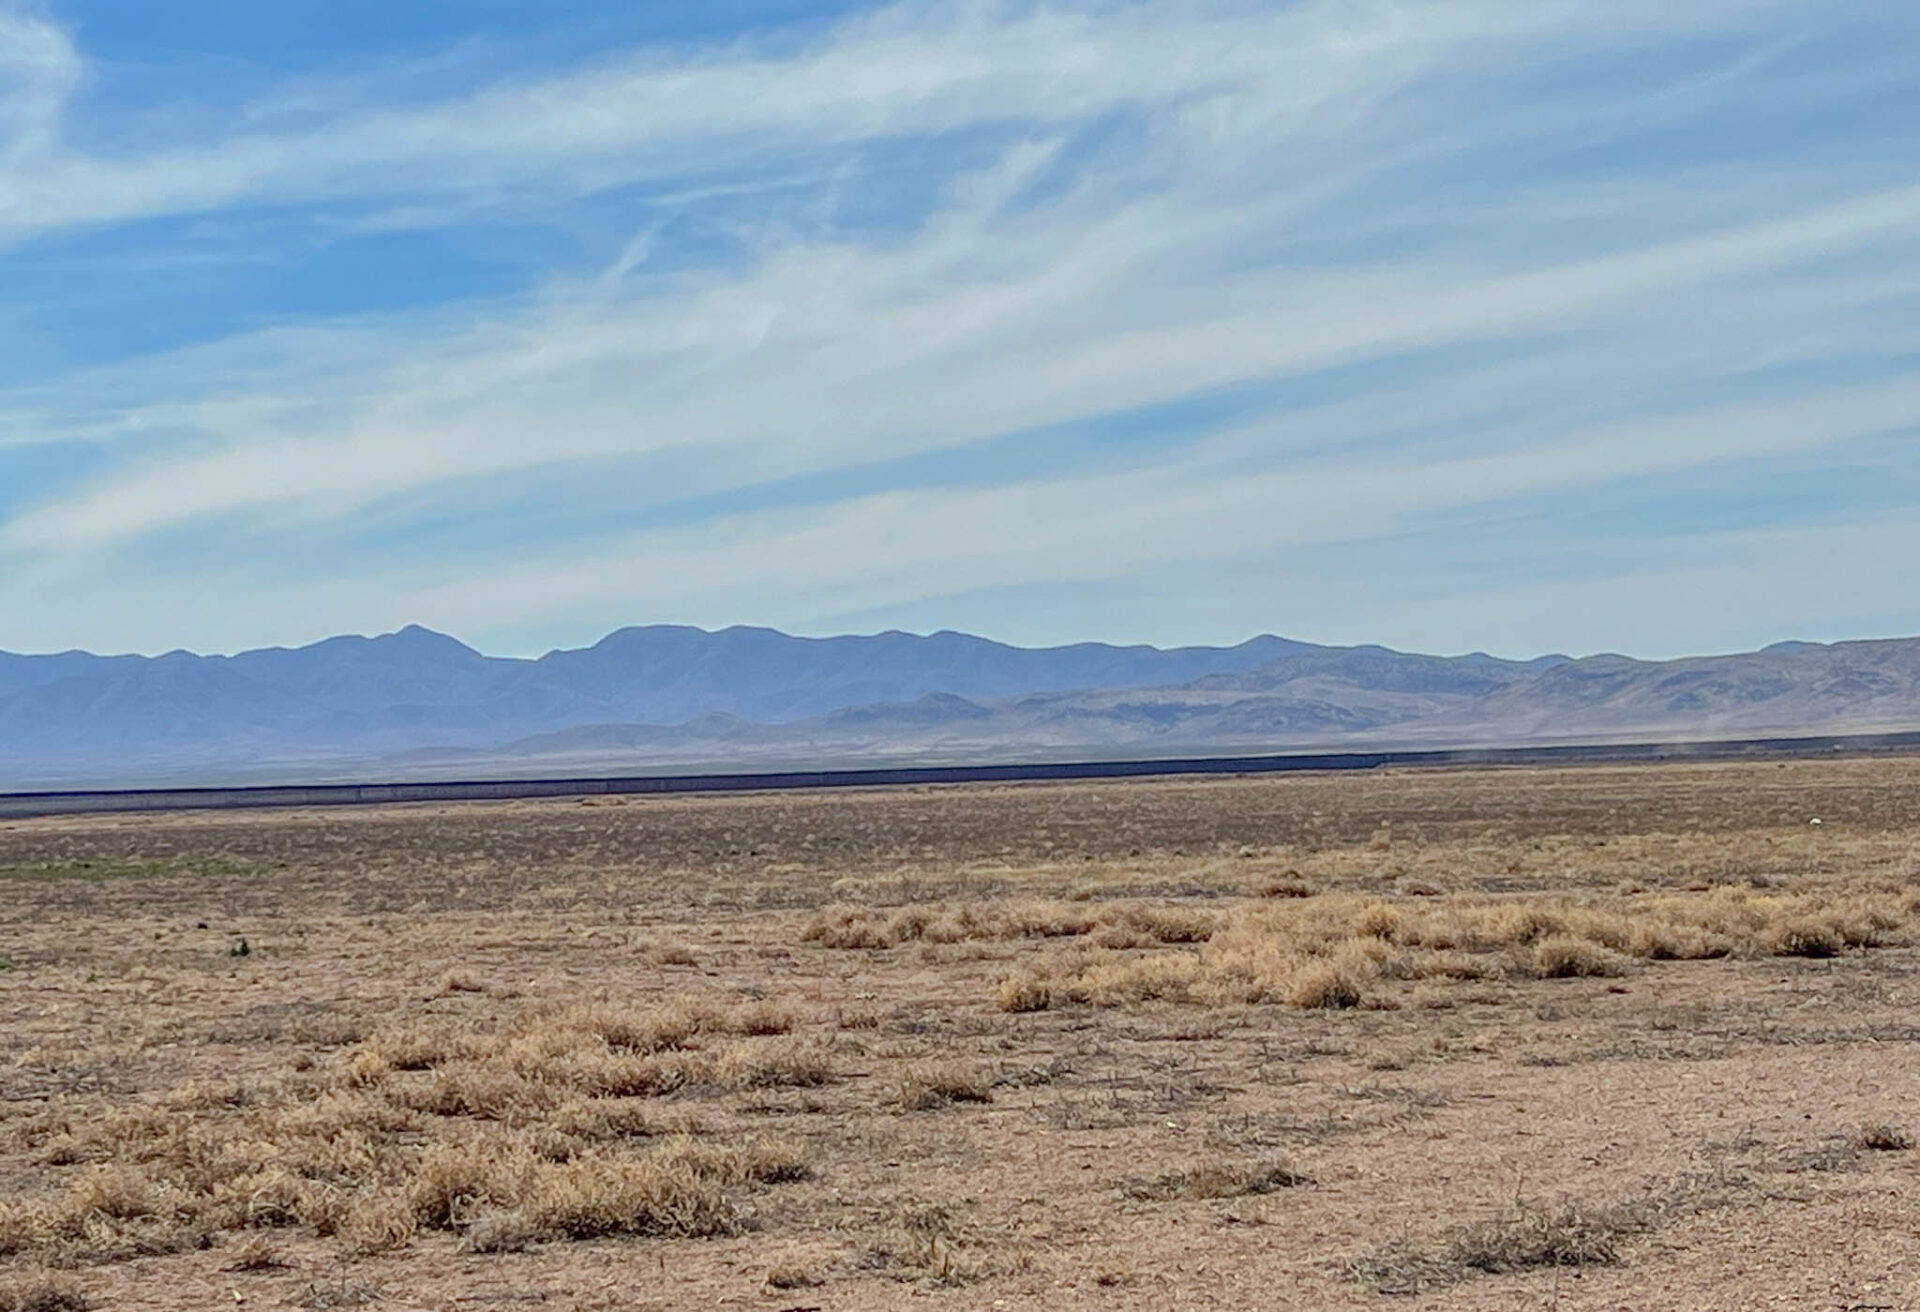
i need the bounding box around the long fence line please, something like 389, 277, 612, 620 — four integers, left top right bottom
5, 730, 1920, 820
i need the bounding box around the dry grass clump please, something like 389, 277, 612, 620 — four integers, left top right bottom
1253, 874, 1317, 899
1858, 1123, 1913, 1152
725, 1001, 796, 1036
895, 1063, 995, 1111
220, 1234, 288, 1272
1447, 1200, 1647, 1273
855, 1206, 981, 1287
994, 885, 1920, 1011
338, 1196, 415, 1256
1530, 936, 1629, 979
349, 999, 823, 1103
1355, 1198, 1651, 1292
0, 1204, 34, 1258
993, 972, 1052, 1014
765, 1260, 826, 1290
518, 1149, 739, 1240
349, 1026, 478, 1078
402, 1134, 807, 1245
1123, 1158, 1308, 1200
0, 995, 814, 1268
803, 899, 1218, 950
460, 1209, 536, 1254
0, 1271, 89, 1312
712, 1040, 834, 1090
392, 1135, 807, 1244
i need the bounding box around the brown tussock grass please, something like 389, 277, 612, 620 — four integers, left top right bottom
460, 1209, 536, 1254
220, 1234, 288, 1272
992, 886, 1920, 1010
1858, 1123, 1913, 1152
803, 899, 1220, 950
0, 1271, 90, 1312
1355, 1195, 1667, 1292
765, 1260, 826, 1290
993, 972, 1052, 1013
0, 996, 813, 1268
1123, 1158, 1308, 1200
895, 1063, 995, 1111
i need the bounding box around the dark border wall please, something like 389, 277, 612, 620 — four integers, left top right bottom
5, 731, 1920, 820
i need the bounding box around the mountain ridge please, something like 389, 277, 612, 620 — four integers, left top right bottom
4, 625, 1918, 790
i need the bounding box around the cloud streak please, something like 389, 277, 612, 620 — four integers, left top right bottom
1, 0, 1918, 657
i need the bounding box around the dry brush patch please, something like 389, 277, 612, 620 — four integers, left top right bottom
0, 997, 813, 1269
802, 898, 1220, 950
1857, 1123, 1914, 1152
9, 760, 1920, 1307
1121, 1157, 1308, 1201
893, 1063, 995, 1112
958, 885, 1920, 1011
0, 1270, 90, 1312
1348, 1171, 1748, 1296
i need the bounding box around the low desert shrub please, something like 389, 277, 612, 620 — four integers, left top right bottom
765, 1261, 825, 1290
992, 885, 1918, 1012
1447, 1200, 1646, 1273
0, 1271, 90, 1312
220, 1234, 287, 1271
1859, 1123, 1913, 1152
896, 1064, 994, 1111
1124, 1158, 1307, 1200
993, 972, 1052, 1013
1530, 936, 1629, 979
1355, 1198, 1650, 1292
713, 1040, 833, 1090
407, 1141, 536, 1231
803, 899, 1216, 950
523, 1149, 739, 1240
461, 1210, 537, 1254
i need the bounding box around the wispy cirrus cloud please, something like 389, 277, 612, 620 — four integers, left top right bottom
1, 0, 1918, 658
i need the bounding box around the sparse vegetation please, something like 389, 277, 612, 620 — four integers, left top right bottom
803, 898, 1220, 950
764, 1260, 825, 1290
895, 1063, 995, 1111
981, 885, 1918, 1011
0, 1271, 89, 1312
1355, 1198, 1655, 1292
1123, 1158, 1307, 1200
4, 759, 1919, 1306
1858, 1123, 1914, 1152
0, 998, 814, 1269
221, 1235, 287, 1272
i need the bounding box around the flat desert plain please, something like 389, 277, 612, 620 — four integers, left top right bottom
2, 758, 1918, 1310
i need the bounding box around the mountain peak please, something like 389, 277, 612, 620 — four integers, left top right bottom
383, 625, 479, 655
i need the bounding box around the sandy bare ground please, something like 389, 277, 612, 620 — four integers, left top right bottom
1, 759, 1917, 1310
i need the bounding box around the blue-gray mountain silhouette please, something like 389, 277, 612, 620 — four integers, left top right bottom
5, 624, 1919, 789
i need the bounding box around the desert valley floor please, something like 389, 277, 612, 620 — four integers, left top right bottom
2, 758, 1917, 1310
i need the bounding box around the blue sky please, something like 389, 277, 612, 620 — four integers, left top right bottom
3, 0, 1919, 660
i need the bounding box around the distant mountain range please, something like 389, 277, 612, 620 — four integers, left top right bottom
5, 624, 1920, 789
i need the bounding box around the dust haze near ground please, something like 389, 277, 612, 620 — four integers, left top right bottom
1, 759, 1917, 1309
